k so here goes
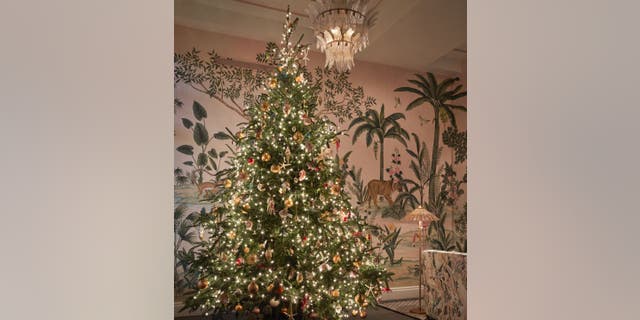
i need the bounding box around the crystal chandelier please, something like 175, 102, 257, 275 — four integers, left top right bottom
307, 0, 377, 72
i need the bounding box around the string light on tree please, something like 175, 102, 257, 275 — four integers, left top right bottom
184, 7, 392, 320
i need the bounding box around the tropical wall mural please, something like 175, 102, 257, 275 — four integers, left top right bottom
173, 25, 467, 308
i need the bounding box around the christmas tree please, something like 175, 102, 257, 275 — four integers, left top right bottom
186, 10, 392, 319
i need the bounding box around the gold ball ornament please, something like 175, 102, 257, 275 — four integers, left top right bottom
269, 297, 280, 307
247, 280, 259, 294
234, 304, 243, 312
252, 307, 261, 314
227, 231, 236, 240
284, 197, 294, 208
332, 254, 341, 264
197, 278, 209, 290
224, 179, 232, 188
236, 131, 246, 140
261, 152, 271, 162
266, 283, 274, 293
331, 289, 340, 298
242, 203, 251, 211
260, 101, 270, 112
243, 246, 250, 254
295, 74, 305, 83
352, 310, 359, 316
247, 253, 258, 265
293, 131, 304, 143
268, 78, 277, 88
359, 310, 368, 318
270, 164, 282, 174
296, 272, 304, 283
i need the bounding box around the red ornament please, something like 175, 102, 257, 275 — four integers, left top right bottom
275, 284, 284, 295
382, 287, 392, 293
236, 257, 244, 266
300, 294, 310, 310
248, 157, 255, 165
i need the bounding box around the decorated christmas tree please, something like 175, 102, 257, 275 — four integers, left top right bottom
186, 10, 392, 319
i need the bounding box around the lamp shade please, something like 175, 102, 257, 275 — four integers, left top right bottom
403, 206, 439, 223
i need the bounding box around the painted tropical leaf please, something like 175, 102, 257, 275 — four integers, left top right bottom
193, 123, 209, 146
176, 145, 194, 155
196, 153, 208, 166
192, 100, 207, 120
181, 118, 194, 129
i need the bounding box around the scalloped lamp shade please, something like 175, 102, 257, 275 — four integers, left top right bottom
403, 206, 439, 223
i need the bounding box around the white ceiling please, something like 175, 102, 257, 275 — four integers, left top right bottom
175, 0, 466, 72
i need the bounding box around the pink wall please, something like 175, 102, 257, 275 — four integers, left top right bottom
175, 25, 466, 193
174, 24, 467, 287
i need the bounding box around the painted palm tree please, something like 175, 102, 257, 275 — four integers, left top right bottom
349, 104, 409, 180
395, 73, 467, 205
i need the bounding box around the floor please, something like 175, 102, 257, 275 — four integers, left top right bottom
379, 298, 425, 320
175, 305, 419, 320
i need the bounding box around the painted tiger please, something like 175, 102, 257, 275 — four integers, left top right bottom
197, 181, 223, 198
365, 179, 402, 208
